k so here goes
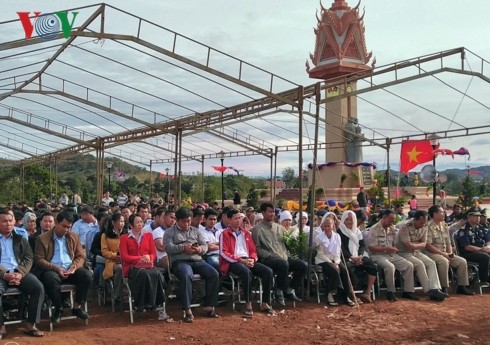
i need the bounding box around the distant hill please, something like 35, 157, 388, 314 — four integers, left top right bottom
54, 154, 147, 179
380, 166, 490, 180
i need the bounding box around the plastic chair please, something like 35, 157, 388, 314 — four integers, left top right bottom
452, 232, 483, 295
122, 278, 166, 324
226, 273, 263, 311
47, 284, 89, 331
3, 287, 26, 326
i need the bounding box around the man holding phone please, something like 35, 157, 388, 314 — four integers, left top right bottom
34, 210, 92, 324
164, 208, 220, 323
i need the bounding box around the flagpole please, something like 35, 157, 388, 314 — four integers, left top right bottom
219, 151, 225, 208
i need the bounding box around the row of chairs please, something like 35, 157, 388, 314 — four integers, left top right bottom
98, 276, 167, 324
94, 250, 489, 324
98, 270, 293, 322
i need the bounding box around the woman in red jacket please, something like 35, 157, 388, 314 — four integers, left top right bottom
120, 214, 166, 311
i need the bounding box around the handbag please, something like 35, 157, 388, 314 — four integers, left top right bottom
133, 261, 154, 269
95, 255, 106, 264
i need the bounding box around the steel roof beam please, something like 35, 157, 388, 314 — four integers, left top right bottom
71, 31, 300, 108
0, 5, 105, 101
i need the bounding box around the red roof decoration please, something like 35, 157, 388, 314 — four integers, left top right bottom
306, 0, 373, 80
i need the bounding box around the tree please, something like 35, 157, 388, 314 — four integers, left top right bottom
0, 164, 51, 204
461, 176, 477, 208
246, 185, 259, 209
282, 167, 296, 188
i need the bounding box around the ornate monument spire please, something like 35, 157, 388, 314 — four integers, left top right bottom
306, 0, 373, 80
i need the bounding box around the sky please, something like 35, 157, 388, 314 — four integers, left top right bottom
1, 0, 489, 178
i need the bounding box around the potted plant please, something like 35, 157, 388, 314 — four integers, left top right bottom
339, 173, 347, 188
350, 171, 361, 188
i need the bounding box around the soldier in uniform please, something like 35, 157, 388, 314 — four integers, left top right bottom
479, 209, 489, 227
396, 211, 447, 301
455, 207, 490, 288
366, 210, 416, 301
425, 206, 474, 295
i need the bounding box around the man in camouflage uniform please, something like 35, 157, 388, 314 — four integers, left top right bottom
396, 211, 448, 301
396, 211, 447, 301
366, 210, 416, 302
425, 206, 474, 295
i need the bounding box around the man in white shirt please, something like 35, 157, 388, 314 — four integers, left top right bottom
215, 206, 231, 231
153, 210, 176, 269
143, 207, 165, 233
101, 192, 114, 206
199, 208, 220, 270
59, 193, 69, 206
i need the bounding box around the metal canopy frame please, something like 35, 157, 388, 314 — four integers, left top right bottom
0, 3, 489, 203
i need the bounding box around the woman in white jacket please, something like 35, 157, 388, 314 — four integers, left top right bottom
338, 210, 377, 303
314, 215, 355, 306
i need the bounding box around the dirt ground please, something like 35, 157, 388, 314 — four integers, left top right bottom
2, 291, 489, 345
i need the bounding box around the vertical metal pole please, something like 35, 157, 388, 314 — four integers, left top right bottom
269, 150, 273, 204
386, 138, 391, 206
432, 146, 437, 205
220, 157, 225, 208
306, 83, 321, 300
201, 155, 205, 203
49, 157, 53, 200
309, 83, 321, 234
21, 163, 25, 202
149, 160, 153, 197
54, 157, 58, 201
173, 131, 179, 207
178, 128, 183, 207
96, 139, 104, 205
297, 86, 304, 233
273, 147, 278, 205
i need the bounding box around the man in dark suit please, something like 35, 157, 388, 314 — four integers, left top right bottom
34, 210, 92, 323
0, 209, 45, 338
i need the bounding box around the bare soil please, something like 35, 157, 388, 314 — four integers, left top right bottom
3, 292, 489, 345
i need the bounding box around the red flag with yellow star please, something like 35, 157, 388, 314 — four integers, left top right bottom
400, 140, 434, 173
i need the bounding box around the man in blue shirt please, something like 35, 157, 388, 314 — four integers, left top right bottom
71, 206, 98, 253
0, 209, 45, 338
34, 210, 92, 323
455, 207, 490, 288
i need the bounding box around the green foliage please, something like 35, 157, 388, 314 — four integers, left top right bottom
246, 185, 259, 209
367, 172, 386, 206
283, 229, 308, 260
461, 176, 477, 208
349, 171, 359, 183
340, 173, 347, 184
391, 197, 407, 207
282, 167, 295, 188
0, 164, 51, 204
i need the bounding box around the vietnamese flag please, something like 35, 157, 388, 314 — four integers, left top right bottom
400, 140, 434, 173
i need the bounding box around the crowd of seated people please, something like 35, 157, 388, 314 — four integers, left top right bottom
0, 192, 488, 336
